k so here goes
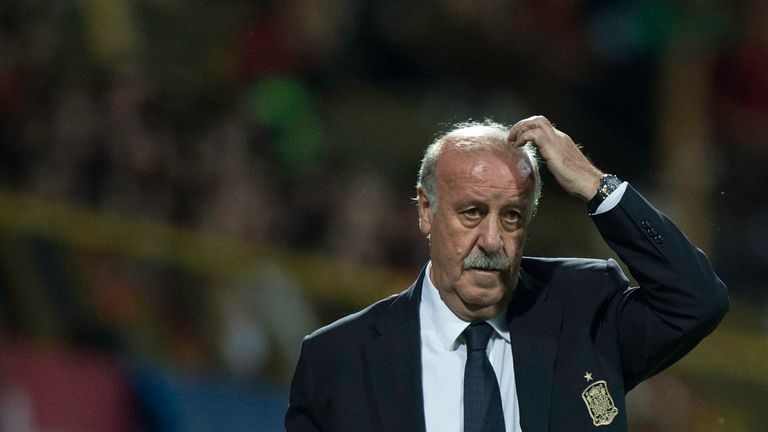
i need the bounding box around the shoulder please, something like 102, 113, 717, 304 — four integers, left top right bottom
301, 288, 411, 352
521, 256, 630, 298
522, 256, 626, 281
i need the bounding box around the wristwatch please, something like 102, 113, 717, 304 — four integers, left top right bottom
587, 174, 622, 214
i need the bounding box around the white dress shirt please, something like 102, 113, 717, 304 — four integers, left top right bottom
420, 261, 522, 432
593, 182, 628, 215
419, 182, 627, 431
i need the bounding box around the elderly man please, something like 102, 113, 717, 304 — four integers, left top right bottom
285, 116, 728, 431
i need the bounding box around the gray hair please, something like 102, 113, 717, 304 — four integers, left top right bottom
416, 120, 541, 217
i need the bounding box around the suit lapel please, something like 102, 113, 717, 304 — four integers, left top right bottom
364, 272, 426, 432
508, 268, 561, 432
360, 266, 562, 432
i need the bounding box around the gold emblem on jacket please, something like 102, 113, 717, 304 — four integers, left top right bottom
581, 380, 618, 426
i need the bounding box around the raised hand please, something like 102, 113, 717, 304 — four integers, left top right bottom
508, 115, 603, 200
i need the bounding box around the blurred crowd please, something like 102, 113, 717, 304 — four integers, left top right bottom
1, 0, 767, 430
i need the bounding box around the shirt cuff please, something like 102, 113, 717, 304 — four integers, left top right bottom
591, 181, 628, 215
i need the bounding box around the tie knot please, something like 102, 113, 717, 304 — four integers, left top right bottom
463, 322, 494, 352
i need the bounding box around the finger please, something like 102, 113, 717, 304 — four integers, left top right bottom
516, 129, 547, 147
513, 115, 550, 126
508, 115, 552, 143
508, 122, 539, 144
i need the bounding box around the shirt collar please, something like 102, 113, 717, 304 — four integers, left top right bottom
421, 261, 511, 350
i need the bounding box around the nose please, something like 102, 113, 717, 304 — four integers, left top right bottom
477, 215, 503, 254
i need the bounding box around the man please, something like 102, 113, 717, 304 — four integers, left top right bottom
285, 116, 728, 431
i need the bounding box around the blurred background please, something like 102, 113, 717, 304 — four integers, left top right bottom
0, 0, 767, 430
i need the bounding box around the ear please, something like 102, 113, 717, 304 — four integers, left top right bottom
417, 186, 432, 236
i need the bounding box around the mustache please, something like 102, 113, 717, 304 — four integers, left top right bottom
463, 250, 510, 272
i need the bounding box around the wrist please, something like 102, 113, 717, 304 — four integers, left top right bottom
578, 171, 604, 201
587, 174, 622, 213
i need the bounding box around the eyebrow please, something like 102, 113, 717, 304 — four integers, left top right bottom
452, 199, 528, 212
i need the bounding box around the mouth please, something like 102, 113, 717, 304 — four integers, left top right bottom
466, 267, 503, 274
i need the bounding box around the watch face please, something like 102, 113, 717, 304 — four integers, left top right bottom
589, 175, 621, 213
605, 175, 620, 187
600, 175, 621, 197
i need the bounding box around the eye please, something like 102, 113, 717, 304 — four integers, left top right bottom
462, 207, 481, 219
460, 207, 482, 224
502, 210, 522, 226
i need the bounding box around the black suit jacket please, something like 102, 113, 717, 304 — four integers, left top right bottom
285, 185, 729, 431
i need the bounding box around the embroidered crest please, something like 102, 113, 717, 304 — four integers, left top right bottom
581, 380, 618, 426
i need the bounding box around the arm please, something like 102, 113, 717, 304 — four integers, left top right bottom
509, 116, 729, 388
594, 186, 728, 389
285, 340, 323, 432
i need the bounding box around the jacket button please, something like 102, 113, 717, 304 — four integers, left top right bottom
641, 220, 651, 229
654, 235, 664, 244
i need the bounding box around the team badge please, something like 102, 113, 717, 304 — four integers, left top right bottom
581, 380, 618, 426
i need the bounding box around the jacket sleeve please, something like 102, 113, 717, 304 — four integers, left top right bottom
592, 184, 729, 390
285, 338, 323, 432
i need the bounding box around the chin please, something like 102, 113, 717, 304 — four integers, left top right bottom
462, 302, 505, 321
458, 280, 514, 314
461, 286, 506, 308
464, 273, 506, 292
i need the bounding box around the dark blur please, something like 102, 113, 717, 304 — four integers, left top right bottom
0, 1, 766, 431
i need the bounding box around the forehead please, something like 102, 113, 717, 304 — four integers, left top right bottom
436, 147, 534, 199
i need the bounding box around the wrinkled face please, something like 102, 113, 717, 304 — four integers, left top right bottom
418, 146, 535, 321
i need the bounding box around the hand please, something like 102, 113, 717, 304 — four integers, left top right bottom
508, 115, 603, 201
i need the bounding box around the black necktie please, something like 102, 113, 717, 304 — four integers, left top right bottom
463, 322, 506, 432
